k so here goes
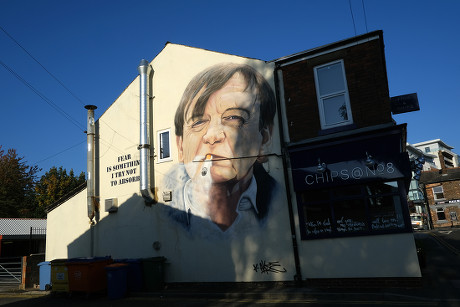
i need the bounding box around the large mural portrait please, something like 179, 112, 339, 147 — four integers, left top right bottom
162, 63, 278, 238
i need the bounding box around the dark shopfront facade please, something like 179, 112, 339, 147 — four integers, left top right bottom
289, 125, 413, 241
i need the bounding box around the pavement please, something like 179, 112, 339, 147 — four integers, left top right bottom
1, 230, 460, 306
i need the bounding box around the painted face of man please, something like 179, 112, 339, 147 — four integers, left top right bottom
177, 72, 271, 183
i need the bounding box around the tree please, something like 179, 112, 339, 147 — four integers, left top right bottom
35, 166, 86, 216
0, 146, 86, 218
0, 146, 40, 218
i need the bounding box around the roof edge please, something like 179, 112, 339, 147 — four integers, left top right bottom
273, 30, 383, 65
46, 182, 87, 213
413, 139, 454, 150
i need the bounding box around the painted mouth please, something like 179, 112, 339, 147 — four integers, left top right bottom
200, 154, 229, 176
202, 154, 228, 162
201, 155, 212, 176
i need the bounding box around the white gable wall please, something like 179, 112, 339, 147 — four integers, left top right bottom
46, 189, 90, 260
46, 44, 295, 282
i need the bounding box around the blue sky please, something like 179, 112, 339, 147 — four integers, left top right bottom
1, 0, 459, 178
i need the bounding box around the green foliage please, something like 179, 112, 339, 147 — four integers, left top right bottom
35, 166, 86, 215
0, 146, 40, 218
0, 145, 86, 218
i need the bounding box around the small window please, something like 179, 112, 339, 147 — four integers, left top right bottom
432, 186, 445, 200
425, 147, 431, 153
436, 207, 446, 220
314, 60, 353, 129
157, 129, 171, 162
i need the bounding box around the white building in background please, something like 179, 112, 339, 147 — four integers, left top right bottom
406, 143, 436, 171
413, 139, 459, 169
405, 143, 431, 219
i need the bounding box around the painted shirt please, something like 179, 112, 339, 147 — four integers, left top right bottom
183, 176, 259, 236
161, 162, 276, 240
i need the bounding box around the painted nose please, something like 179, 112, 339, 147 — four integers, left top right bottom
203, 122, 225, 145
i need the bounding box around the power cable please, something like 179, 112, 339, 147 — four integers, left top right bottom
0, 59, 136, 168
0, 26, 131, 136
349, 0, 357, 36
362, 0, 369, 33
100, 119, 138, 147
0, 25, 86, 107
0, 26, 137, 146
0, 59, 86, 131
34, 140, 85, 165
0, 25, 142, 173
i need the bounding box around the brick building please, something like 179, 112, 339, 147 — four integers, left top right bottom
275, 30, 414, 244
278, 30, 393, 141
420, 168, 460, 228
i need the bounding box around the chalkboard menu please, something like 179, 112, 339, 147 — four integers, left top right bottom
333, 199, 367, 233
306, 219, 332, 236
370, 216, 405, 230
304, 203, 333, 236
298, 180, 409, 240
368, 193, 405, 230
336, 216, 367, 232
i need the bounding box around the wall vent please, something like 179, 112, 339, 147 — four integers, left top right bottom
163, 191, 172, 202
105, 198, 118, 213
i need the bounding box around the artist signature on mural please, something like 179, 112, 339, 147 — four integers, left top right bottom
253, 260, 287, 274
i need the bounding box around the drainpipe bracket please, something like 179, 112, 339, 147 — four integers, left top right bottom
138, 144, 151, 150
141, 189, 157, 206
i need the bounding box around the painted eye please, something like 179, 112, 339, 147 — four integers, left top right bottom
221, 108, 250, 128
191, 119, 208, 129
225, 115, 244, 121
222, 115, 246, 127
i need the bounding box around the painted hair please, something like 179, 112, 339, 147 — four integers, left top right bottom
174, 63, 276, 137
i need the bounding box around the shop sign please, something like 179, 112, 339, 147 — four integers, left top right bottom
291, 154, 409, 191
391, 93, 419, 114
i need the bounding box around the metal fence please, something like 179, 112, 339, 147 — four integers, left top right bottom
0, 257, 22, 285
29, 227, 46, 255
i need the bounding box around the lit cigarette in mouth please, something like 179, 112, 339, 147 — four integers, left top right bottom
201, 154, 213, 176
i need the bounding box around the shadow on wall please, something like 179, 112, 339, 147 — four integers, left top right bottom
66, 192, 236, 282
65, 58, 289, 283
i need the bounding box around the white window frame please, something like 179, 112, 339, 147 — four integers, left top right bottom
314, 60, 353, 130
436, 207, 447, 221
157, 129, 172, 163
432, 185, 445, 201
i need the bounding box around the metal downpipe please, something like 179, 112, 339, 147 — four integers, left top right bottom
274, 66, 303, 283
138, 59, 156, 205
85, 105, 98, 223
